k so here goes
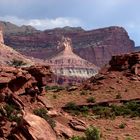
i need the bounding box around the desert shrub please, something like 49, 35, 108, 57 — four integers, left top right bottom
87, 97, 95, 103
80, 106, 89, 112
111, 105, 132, 116
85, 125, 100, 140
64, 102, 78, 110
0, 104, 21, 123
45, 85, 64, 91
64, 102, 90, 116
33, 108, 56, 128
69, 126, 100, 140
52, 94, 57, 99
69, 136, 84, 140
125, 137, 133, 140
92, 106, 113, 118
119, 123, 126, 129
92, 101, 140, 118
64, 102, 80, 115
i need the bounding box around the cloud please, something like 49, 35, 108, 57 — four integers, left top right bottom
0, 0, 140, 45
0, 16, 83, 30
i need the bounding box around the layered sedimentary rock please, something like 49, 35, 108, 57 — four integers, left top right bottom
0, 21, 134, 67
0, 27, 34, 66
46, 37, 99, 83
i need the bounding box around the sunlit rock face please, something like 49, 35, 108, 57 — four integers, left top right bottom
46, 37, 99, 80
0, 27, 4, 44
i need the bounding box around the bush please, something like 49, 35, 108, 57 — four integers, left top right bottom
33, 108, 56, 128
85, 125, 100, 140
69, 126, 100, 140
125, 137, 133, 140
45, 85, 65, 92
119, 123, 126, 129
92, 106, 113, 118
64, 102, 78, 110
92, 101, 140, 118
87, 97, 95, 103
64, 102, 80, 115
0, 104, 21, 123
69, 136, 84, 140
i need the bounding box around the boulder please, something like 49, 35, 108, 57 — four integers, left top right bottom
69, 118, 87, 131
37, 96, 53, 109
54, 121, 73, 138
22, 112, 57, 140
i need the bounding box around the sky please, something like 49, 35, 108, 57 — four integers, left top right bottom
0, 0, 140, 46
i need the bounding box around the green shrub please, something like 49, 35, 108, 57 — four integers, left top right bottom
69, 136, 84, 140
0, 104, 21, 123
52, 94, 57, 99
64, 102, 78, 110
92, 101, 140, 118
69, 126, 100, 140
119, 123, 126, 129
125, 137, 133, 140
85, 125, 100, 140
92, 106, 113, 118
87, 97, 95, 103
64, 102, 80, 115
45, 85, 64, 91
33, 108, 56, 128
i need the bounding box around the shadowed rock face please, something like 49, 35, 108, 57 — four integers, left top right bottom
0, 21, 134, 67
46, 37, 99, 81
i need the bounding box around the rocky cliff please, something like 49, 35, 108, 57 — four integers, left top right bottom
0, 27, 34, 66
0, 21, 134, 67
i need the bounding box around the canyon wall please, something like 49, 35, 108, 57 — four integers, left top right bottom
0, 21, 135, 67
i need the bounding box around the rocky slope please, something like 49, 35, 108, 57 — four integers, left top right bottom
0, 28, 34, 66
0, 21, 134, 67
0, 51, 140, 140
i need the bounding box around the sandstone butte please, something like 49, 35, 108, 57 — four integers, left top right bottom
46, 37, 99, 84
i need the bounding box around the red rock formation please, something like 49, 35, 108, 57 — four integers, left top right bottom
0, 26, 35, 66
46, 37, 99, 84
0, 27, 4, 44
0, 21, 134, 67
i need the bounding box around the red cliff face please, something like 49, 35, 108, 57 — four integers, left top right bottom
1, 21, 134, 67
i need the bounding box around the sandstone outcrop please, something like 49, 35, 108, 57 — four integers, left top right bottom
1, 21, 134, 67
81, 51, 140, 93
0, 65, 57, 139
22, 112, 57, 140
109, 52, 140, 73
